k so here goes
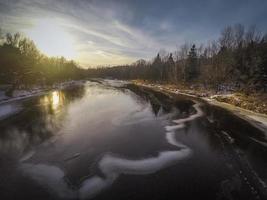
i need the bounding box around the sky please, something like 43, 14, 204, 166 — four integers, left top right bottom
0, 0, 267, 68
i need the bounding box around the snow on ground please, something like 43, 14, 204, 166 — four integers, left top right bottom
135, 82, 267, 135
205, 97, 267, 137
248, 115, 267, 127
0, 103, 22, 120
0, 91, 8, 101
12, 90, 36, 98
100, 79, 129, 87
0, 80, 85, 105
0, 88, 48, 105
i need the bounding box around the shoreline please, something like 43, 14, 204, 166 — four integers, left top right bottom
131, 80, 267, 133
0, 80, 85, 105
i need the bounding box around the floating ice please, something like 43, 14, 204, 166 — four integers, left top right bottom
20, 163, 77, 199
165, 124, 185, 132
19, 101, 204, 200
20, 150, 35, 162
172, 102, 203, 124
100, 79, 129, 87
80, 102, 203, 199
79, 149, 191, 199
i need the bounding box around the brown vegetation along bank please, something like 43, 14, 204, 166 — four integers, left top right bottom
132, 80, 267, 115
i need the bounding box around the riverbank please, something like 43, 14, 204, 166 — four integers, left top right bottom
0, 80, 85, 105
132, 80, 267, 132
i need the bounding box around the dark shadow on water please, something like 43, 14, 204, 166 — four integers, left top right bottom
0, 85, 86, 158
124, 84, 193, 117
1, 82, 267, 200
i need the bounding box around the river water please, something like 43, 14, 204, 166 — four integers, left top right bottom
0, 80, 266, 200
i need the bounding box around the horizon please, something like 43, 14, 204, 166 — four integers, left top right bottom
1, 1, 267, 199
1, 0, 267, 68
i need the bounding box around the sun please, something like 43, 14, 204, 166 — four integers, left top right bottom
25, 18, 76, 59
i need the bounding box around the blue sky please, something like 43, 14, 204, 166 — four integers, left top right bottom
0, 0, 267, 67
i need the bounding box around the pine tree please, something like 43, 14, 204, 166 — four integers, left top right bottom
185, 44, 198, 81
167, 53, 175, 82
152, 53, 162, 81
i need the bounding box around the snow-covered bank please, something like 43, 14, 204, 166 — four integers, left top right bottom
0, 91, 8, 101
0, 80, 85, 105
133, 81, 267, 133
0, 103, 22, 120
98, 79, 129, 87
205, 98, 267, 134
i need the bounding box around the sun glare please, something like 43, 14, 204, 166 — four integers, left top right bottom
25, 19, 76, 59
52, 91, 60, 107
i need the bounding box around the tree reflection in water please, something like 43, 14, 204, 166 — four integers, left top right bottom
0, 86, 86, 158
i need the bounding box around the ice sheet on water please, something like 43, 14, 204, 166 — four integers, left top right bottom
20, 147, 191, 200
19, 101, 204, 200
79, 149, 191, 199
20, 150, 36, 162
20, 163, 77, 199
100, 79, 129, 87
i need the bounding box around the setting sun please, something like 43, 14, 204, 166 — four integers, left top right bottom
1, 1, 267, 199
25, 19, 76, 59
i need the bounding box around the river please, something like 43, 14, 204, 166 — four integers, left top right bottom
0, 80, 266, 200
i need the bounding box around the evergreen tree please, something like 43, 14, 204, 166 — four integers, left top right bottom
152, 53, 163, 81
185, 44, 198, 81
166, 53, 175, 82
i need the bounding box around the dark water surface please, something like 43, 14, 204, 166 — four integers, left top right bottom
0, 80, 266, 200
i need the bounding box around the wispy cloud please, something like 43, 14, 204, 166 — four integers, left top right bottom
1, 0, 267, 67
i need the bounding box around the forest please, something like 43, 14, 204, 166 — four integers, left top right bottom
0, 31, 86, 88
1, 24, 267, 93
88, 24, 267, 93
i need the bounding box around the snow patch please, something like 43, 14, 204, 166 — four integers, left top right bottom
100, 79, 129, 87
172, 102, 203, 124
20, 150, 36, 162
0, 104, 21, 120
20, 164, 76, 199
0, 91, 8, 101
0, 80, 85, 105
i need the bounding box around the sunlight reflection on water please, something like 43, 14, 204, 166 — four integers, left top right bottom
40, 90, 65, 113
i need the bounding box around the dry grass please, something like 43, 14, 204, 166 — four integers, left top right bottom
132, 79, 267, 115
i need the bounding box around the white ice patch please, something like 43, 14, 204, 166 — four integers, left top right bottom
20, 163, 77, 199
79, 175, 117, 199
20, 150, 36, 162
165, 124, 185, 131
19, 101, 204, 200
172, 102, 203, 124
247, 115, 267, 132
79, 149, 191, 199
100, 79, 129, 87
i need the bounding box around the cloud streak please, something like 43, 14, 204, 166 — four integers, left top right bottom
1, 0, 267, 67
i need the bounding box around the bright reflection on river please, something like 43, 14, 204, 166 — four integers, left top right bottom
40, 91, 65, 113
1, 81, 267, 200
52, 91, 60, 108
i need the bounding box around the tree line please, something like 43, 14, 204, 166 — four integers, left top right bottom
89, 24, 267, 92
0, 31, 86, 88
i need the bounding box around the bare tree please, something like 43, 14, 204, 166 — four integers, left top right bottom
219, 26, 235, 49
